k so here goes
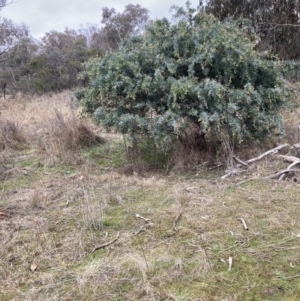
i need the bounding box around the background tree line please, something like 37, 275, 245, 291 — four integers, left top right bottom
202, 0, 300, 60
0, 4, 149, 95
1, 0, 300, 96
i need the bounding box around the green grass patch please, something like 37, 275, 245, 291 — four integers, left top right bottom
83, 141, 126, 170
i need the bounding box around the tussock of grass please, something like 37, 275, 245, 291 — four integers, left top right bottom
0, 119, 27, 150
41, 110, 104, 151
0, 91, 105, 166
80, 187, 105, 230
35, 109, 105, 165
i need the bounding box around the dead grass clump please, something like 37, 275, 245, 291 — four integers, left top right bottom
282, 107, 300, 146
80, 187, 105, 230
0, 119, 27, 150
29, 188, 44, 209
38, 110, 105, 158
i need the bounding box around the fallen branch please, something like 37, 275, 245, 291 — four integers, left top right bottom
279, 173, 286, 181
136, 214, 151, 222
173, 208, 184, 232
277, 155, 300, 170
92, 232, 120, 253
287, 161, 300, 170
246, 144, 289, 164
237, 218, 248, 230
221, 168, 247, 179
267, 168, 300, 180
268, 154, 300, 180
277, 155, 300, 163
233, 155, 249, 167
222, 144, 290, 179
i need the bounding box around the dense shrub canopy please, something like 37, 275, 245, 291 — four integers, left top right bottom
81, 7, 288, 146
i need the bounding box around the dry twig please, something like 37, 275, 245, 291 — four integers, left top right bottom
233, 155, 249, 167
228, 256, 233, 271
237, 218, 249, 230
91, 232, 120, 253
246, 144, 289, 164
267, 168, 300, 180
277, 155, 300, 163
135, 214, 151, 222
221, 168, 247, 179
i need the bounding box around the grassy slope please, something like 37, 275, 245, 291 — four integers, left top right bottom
1, 92, 300, 301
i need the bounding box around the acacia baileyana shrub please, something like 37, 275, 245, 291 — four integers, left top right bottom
80, 6, 289, 149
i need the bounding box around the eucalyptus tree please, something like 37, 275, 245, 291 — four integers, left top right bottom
0, 18, 31, 96
0, 18, 29, 63
1, 35, 38, 93
30, 29, 89, 92
203, 0, 300, 59
91, 4, 149, 54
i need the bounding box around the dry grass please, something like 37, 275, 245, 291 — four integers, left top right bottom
0, 119, 27, 150
80, 186, 105, 230
36, 109, 105, 165
0, 91, 105, 166
1, 91, 300, 300
282, 112, 300, 147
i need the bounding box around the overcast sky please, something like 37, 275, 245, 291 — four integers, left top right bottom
1, 0, 200, 38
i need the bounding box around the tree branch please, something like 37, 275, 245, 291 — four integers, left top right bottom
258, 22, 300, 28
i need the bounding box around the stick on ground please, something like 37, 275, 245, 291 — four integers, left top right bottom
136, 214, 151, 222
246, 144, 289, 164
233, 155, 249, 167
237, 218, 249, 230
92, 232, 120, 253
267, 168, 300, 180
173, 208, 184, 231
228, 256, 233, 271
